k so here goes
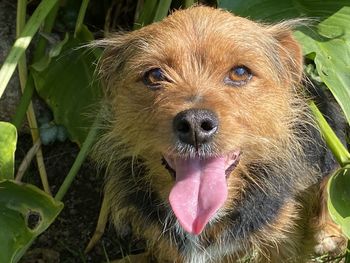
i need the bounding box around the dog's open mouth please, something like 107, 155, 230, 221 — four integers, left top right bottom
162, 151, 240, 235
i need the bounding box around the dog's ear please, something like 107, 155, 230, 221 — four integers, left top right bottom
268, 22, 304, 85
95, 32, 142, 95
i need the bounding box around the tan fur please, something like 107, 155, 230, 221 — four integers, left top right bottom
93, 6, 345, 262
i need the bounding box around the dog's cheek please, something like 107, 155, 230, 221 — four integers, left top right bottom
216, 79, 292, 148
111, 83, 173, 153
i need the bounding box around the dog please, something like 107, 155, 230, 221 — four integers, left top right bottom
93, 6, 346, 262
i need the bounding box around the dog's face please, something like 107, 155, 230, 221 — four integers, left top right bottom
100, 7, 303, 235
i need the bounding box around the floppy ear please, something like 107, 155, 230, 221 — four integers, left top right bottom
277, 32, 303, 84
268, 22, 304, 85
95, 32, 141, 96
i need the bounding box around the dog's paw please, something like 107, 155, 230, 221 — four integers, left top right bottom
314, 223, 346, 256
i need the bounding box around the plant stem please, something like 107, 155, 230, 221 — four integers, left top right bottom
12, 2, 60, 129
11, 76, 34, 129
16, 0, 51, 194
15, 139, 41, 182
0, 0, 59, 99
54, 113, 101, 201
85, 196, 109, 253
309, 101, 350, 167
12, 1, 60, 192
74, 0, 90, 37
345, 240, 350, 263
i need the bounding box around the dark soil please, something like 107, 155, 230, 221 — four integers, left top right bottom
17, 134, 144, 263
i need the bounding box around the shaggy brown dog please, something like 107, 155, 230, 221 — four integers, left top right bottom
94, 6, 345, 262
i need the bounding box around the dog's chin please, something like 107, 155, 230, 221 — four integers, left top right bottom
161, 150, 240, 235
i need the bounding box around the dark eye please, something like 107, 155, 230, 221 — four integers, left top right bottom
142, 68, 166, 89
224, 66, 252, 87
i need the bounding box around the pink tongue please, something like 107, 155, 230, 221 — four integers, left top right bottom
169, 157, 228, 235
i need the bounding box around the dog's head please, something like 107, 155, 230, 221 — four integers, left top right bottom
98, 6, 304, 235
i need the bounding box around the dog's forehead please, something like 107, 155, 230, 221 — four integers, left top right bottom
138, 7, 275, 68
164, 7, 262, 34
149, 7, 267, 46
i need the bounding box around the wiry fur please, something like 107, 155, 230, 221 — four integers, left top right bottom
92, 6, 345, 262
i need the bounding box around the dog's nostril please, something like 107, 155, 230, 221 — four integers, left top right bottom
177, 120, 191, 133
173, 109, 218, 147
201, 120, 215, 132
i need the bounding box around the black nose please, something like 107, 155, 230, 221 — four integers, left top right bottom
173, 109, 218, 146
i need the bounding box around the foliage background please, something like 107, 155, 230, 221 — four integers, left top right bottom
0, 0, 349, 262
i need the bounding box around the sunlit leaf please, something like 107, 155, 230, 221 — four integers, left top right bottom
328, 167, 350, 239
0, 180, 63, 263
0, 122, 17, 180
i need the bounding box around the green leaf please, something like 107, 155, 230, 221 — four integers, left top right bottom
294, 6, 350, 125
218, 0, 350, 124
328, 167, 350, 239
0, 180, 63, 263
32, 25, 101, 145
134, 0, 158, 29
0, 0, 60, 99
153, 0, 172, 23
183, 0, 195, 8
218, 0, 350, 21
134, 0, 172, 29
31, 33, 69, 72
0, 122, 17, 180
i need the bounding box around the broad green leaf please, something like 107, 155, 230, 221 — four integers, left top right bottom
32, 25, 101, 145
328, 167, 350, 239
0, 180, 63, 263
31, 33, 69, 72
0, 122, 17, 180
218, 0, 350, 124
294, 6, 350, 125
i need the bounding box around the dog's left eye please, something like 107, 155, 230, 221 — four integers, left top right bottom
142, 68, 166, 89
224, 66, 252, 87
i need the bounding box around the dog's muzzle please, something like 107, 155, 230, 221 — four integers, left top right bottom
173, 108, 218, 148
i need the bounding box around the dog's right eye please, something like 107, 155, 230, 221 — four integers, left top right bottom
224, 66, 252, 87
142, 68, 166, 89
